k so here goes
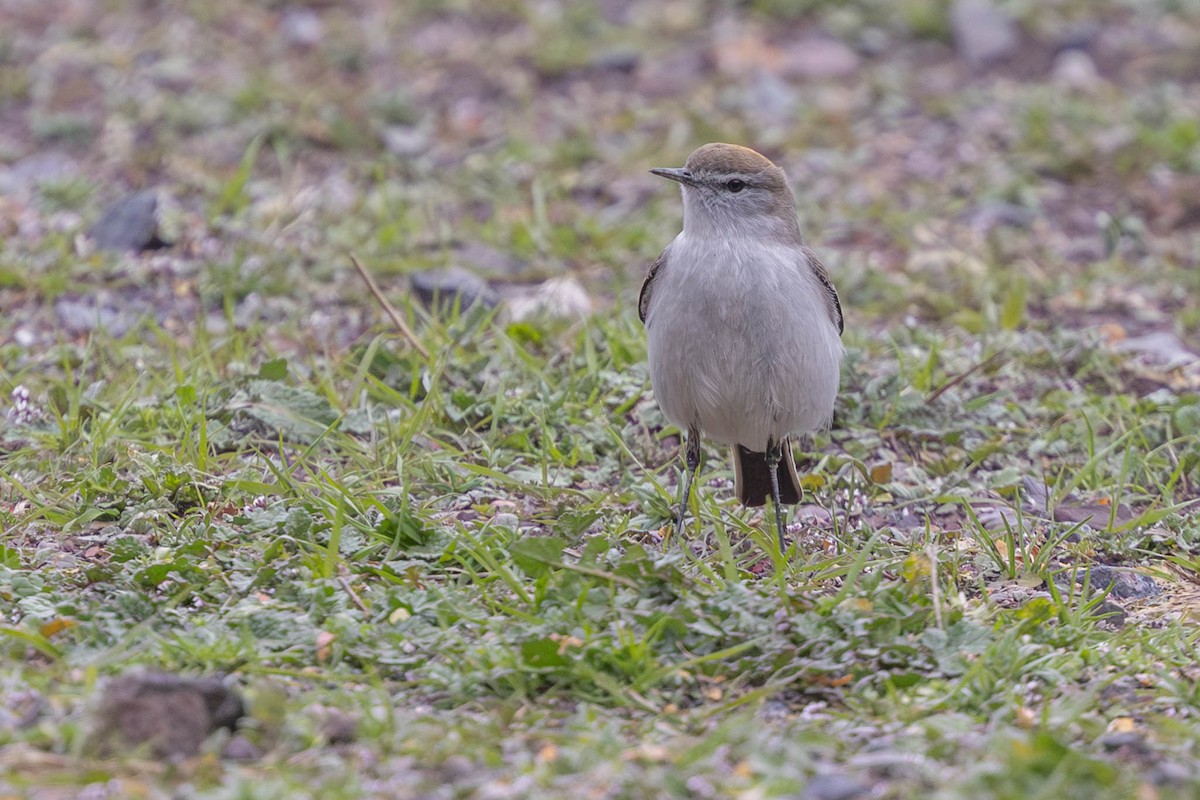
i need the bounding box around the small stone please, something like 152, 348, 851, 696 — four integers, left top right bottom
638, 45, 707, 98
800, 773, 872, 800
1086, 565, 1162, 600
779, 37, 861, 80
1057, 22, 1103, 52
87, 190, 166, 252
55, 297, 133, 336
973, 502, 1018, 532
1148, 760, 1193, 786
968, 201, 1036, 232
589, 48, 639, 74
491, 513, 520, 529
502, 276, 592, 321
1052, 49, 1102, 91
382, 125, 431, 158
711, 18, 778, 78
1114, 331, 1198, 369
0, 152, 77, 195
1099, 730, 1148, 752
279, 7, 323, 48
1053, 565, 1162, 601
454, 242, 526, 276
0, 689, 46, 731
89, 672, 244, 759
222, 734, 262, 761
410, 267, 499, 313
951, 0, 1020, 66
744, 69, 798, 123
1093, 600, 1127, 629
319, 709, 359, 744
793, 504, 832, 525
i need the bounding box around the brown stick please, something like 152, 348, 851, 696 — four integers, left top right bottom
349, 253, 431, 361
926, 349, 1007, 403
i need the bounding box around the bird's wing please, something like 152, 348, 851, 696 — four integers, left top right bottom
804, 246, 844, 336
638, 245, 670, 324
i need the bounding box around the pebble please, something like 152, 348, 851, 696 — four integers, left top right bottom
1052, 49, 1102, 91
410, 267, 499, 313
87, 190, 166, 252
951, 0, 1020, 66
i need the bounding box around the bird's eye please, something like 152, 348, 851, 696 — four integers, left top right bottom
726, 179, 747, 193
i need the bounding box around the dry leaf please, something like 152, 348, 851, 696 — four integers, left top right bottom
316, 630, 336, 663
1015, 706, 1037, 729
1107, 716, 1137, 733
40, 618, 77, 637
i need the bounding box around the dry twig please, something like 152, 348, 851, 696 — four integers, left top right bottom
349, 252, 431, 361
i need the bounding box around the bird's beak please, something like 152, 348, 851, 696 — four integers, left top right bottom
650, 167, 696, 186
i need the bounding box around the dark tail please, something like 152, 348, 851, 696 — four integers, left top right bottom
733, 439, 803, 507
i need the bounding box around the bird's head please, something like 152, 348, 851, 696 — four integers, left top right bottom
651, 143, 800, 241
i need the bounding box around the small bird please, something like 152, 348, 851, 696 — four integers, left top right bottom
640, 143, 844, 545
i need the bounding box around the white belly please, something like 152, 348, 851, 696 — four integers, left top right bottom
644, 236, 842, 449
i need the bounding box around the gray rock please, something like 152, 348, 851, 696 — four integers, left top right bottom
780, 37, 861, 80
55, 297, 136, 336
382, 124, 431, 158
0, 152, 77, 195
951, 0, 1020, 66
501, 276, 592, 321
89, 672, 244, 759
1053, 564, 1162, 601
1052, 49, 1102, 91
1086, 565, 1162, 600
280, 7, 324, 48
222, 734, 262, 761
1147, 760, 1193, 786
1114, 331, 1198, 369
454, 242, 526, 276
0, 689, 46, 731
411, 267, 499, 313
1099, 730, 1149, 752
87, 190, 166, 252
1057, 23, 1102, 52
319, 708, 359, 744
588, 48, 639, 75
968, 201, 1036, 232
1093, 599, 1127, 629
745, 68, 798, 123
800, 773, 872, 800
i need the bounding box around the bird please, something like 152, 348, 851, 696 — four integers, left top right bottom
639, 142, 844, 545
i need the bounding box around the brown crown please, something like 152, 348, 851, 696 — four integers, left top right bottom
684, 143, 779, 175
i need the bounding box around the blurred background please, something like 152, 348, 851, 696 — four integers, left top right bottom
3, 0, 1199, 356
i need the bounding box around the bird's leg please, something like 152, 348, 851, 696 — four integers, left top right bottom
766, 437, 786, 547
675, 426, 701, 538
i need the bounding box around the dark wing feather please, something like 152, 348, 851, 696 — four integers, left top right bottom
803, 246, 843, 336
638, 246, 670, 324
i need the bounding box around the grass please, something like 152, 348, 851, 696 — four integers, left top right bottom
3, 0, 1200, 797
2, 303, 1197, 797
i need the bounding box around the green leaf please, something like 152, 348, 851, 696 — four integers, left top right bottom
507, 321, 542, 345
0, 626, 62, 661
222, 380, 338, 443
375, 507, 431, 549
135, 563, 181, 587
257, 358, 290, 381
509, 536, 567, 577
521, 637, 570, 668
1000, 275, 1027, 331
210, 132, 264, 218
1174, 403, 1200, 436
